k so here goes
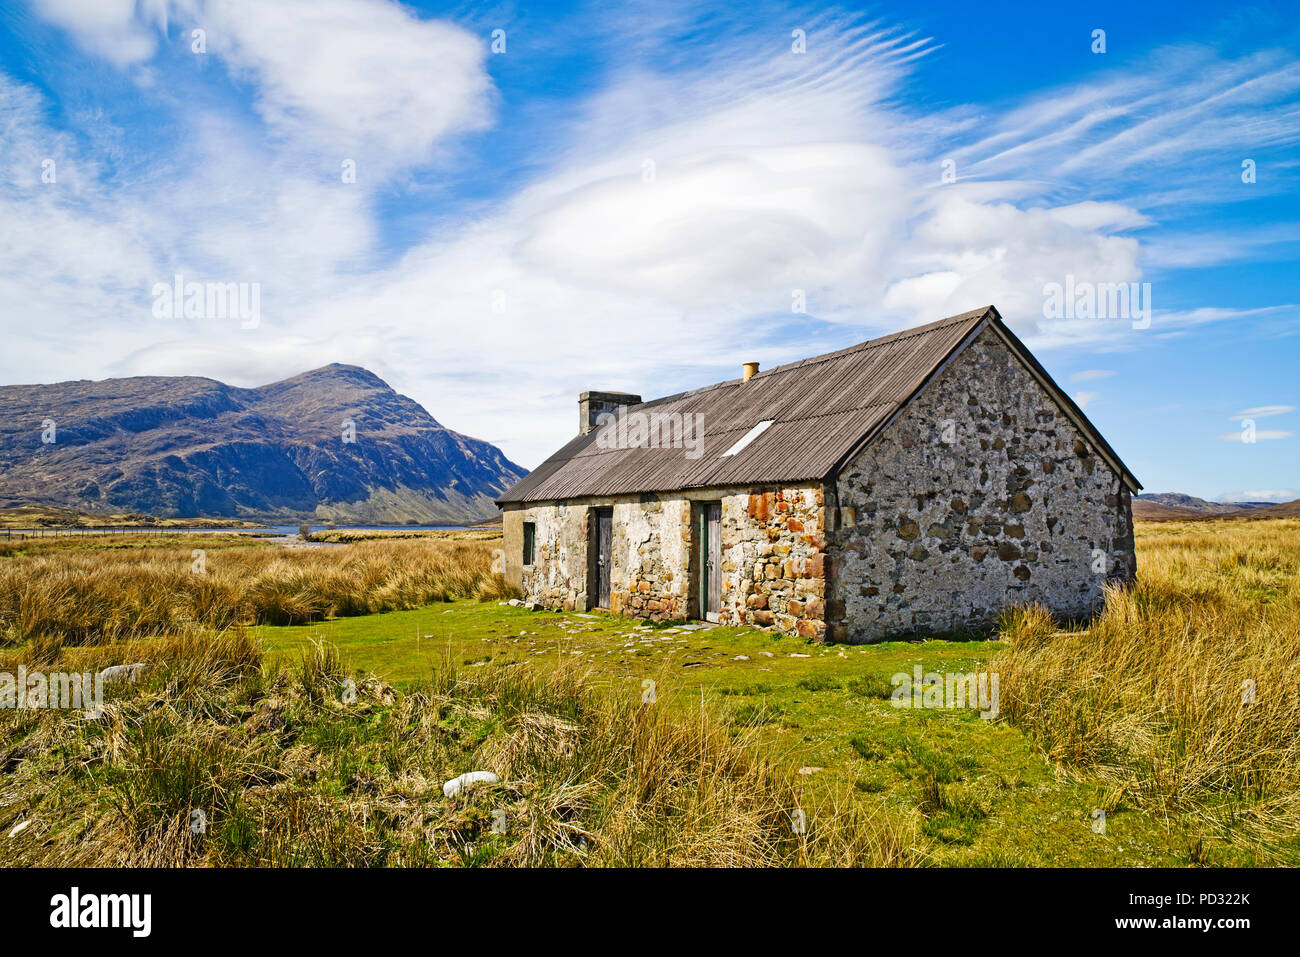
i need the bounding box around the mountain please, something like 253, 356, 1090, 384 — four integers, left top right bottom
1136, 492, 1241, 512
0, 364, 527, 526
1134, 492, 1300, 522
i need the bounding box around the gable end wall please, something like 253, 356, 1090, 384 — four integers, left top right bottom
827, 324, 1136, 641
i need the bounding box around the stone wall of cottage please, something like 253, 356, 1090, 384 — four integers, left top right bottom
826, 324, 1136, 642
502, 501, 594, 611
718, 487, 828, 638
501, 484, 829, 637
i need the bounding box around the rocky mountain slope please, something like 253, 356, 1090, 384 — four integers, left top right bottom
0, 364, 526, 525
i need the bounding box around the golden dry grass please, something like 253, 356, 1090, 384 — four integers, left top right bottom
0, 636, 914, 867
0, 536, 518, 651
994, 518, 1300, 859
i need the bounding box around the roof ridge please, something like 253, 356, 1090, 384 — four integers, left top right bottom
766, 306, 993, 372
629, 307, 993, 410
497, 305, 1021, 505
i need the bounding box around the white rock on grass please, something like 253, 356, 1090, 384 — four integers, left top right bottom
98, 663, 151, 684
8, 821, 30, 838
443, 771, 500, 798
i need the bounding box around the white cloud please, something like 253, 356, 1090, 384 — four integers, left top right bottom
1213, 430, 1293, 441
110, 333, 392, 387
1073, 391, 1099, 411
201, 0, 493, 169
1216, 489, 1299, 503
1046, 201, 1153, 232
954, 46, 1300, 193
28, 0, 494, 170
1233, 405, 1295, 418
1071, 369, 1115, 382
31, 0, 169, 66
882, 191, 1147, 340
516, 143, 910, 309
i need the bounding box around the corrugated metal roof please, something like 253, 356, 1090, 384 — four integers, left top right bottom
498, 306, 1140, 504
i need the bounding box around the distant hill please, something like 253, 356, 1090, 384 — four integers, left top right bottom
1243, 499, 1300, 518
1134, 492, 1300, 522
1136, 493, 1241, 512
0, 364, 527, 526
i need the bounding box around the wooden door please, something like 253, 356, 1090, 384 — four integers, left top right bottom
704, 502, 721, 621
593, 508, 612, 609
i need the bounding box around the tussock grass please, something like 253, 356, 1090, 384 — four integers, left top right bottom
0, 634, 915, 867
0, 537, 518, 648
306, 528, 504, 544
993, 518, 1300, 860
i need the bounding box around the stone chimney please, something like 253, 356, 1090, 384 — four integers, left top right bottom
579, 391, 642, 435
742, 361, 760, 381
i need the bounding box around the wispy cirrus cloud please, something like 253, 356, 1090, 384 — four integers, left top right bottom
1233, 405, 1296, 418
1214, 429, 1293, 441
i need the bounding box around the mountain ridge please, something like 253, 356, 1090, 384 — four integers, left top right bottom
0, 365, 525, 525
1134, 492, 1300, 521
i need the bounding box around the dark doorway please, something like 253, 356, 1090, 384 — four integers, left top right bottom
591, 507, 613, 609
696, 501, 721, 621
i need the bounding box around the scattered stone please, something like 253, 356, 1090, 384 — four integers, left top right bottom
98, 663, 150, 685
732, 655, 750, 661
8, 821, 29, 838
443, 771, 500, 798
789, 653, 811, 658
797, 767, 823, 775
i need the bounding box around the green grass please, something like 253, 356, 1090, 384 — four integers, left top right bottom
1, 630, 914, 866
252, 599, 1225, 866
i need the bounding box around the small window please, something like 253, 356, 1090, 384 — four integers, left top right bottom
522, 522, 536, 567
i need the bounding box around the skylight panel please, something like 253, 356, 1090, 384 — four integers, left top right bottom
722, 419, 774, 457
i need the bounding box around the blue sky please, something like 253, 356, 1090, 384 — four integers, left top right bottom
0, 0, 1296, 500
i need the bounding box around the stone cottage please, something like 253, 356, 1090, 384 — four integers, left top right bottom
497, 306, 1140, 642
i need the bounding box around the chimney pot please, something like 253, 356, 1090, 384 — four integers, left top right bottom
742, 361, 760, 381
